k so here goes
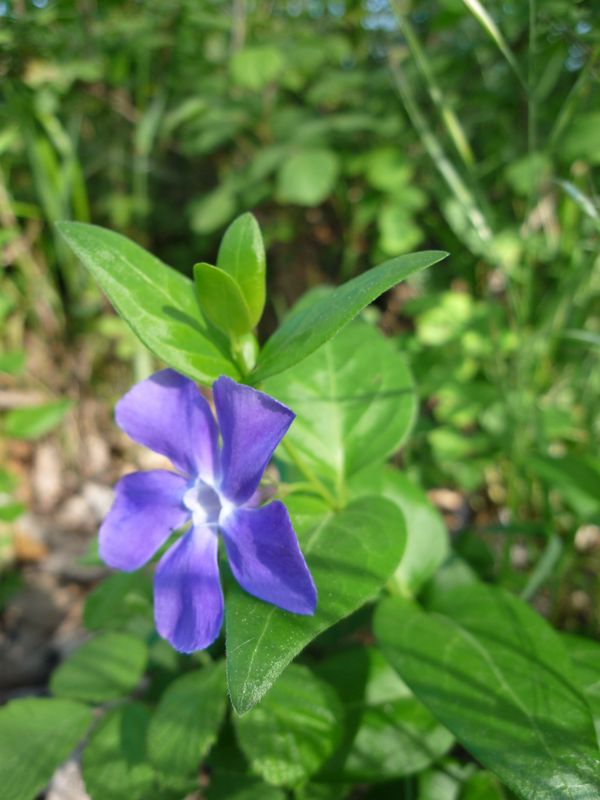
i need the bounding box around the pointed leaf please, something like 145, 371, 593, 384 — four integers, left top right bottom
252, 250, 448, 382
194, 262, 253, 337
217, 213, 266, 327
56, 222, 238, 383
226, 495, 406, 714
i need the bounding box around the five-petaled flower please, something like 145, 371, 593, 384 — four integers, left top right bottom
100, 369, 317, 652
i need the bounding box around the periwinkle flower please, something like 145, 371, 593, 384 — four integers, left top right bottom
100, 369, 317, 652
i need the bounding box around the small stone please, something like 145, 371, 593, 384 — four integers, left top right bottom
575, 524, 600, 553
47, 759, 91, 800
32, 442, 64, 513
82, 482, 114, 522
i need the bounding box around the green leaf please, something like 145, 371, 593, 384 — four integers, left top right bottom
233, 664, 344, 787
0, 350, 26, 375
527, 454, 600, 518
83, 572, 152, 631
147, 663, 227, 778
460, 772, 508, 799
226, 495, 406, 715
230, 45, 284, 91
252, 250, 448, 383
348, 466, 449, 595
276, 149, 340, 206
264, 321, 416, 487
56, 222, 239, 384
51, 632, 148, 703
193, 262, 252, 337
5, 399, 72, 440
374, 585, 600, 798
564, 634, 600, 744
317, 647, 453, 780
217, 212, 266, 327
0, 698, 92, 800
206, 774, 285, 800
82, 703, 155, 800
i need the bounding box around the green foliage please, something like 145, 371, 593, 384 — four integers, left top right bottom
226, 495, 406, 714
56, 222, 239, 383
253, 250, 447, 382
0, 698, 92, 800
4, 399, 72, 440
233, 664, 344, 787
146, 663, 227, 780
265, 320, 416, 489
50, 632, 148, 703
375, 585, 600, 798
82, 703, 156, 800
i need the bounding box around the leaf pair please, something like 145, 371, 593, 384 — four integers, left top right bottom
56, 219, 447, 385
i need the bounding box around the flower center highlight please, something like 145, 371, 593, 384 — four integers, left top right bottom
183, 478, 222, 527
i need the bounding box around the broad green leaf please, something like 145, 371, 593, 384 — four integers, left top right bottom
0, 698, 92, 800
206, 774, 285, 800
348, 466, 449, 595
317, 647, 453, 780
264, 321, 416, 488
252, 250, 448, 383
83, 572, 152, 631
0, 350, 26, 375
51, 631, 148, 703
5, 399, 72, 439
230, 45, 283, 91
217, 213, 266, 327
276, 149, 340, 206
147, 663, 227, 778
193, 262, 252, 337
374, 586, 600, 799
564, 634, 600, 744
233, 664, 344, 787
460, 772, 508, 799
226, 495, 406, 714
82, 703, 155, 800
56, 222, 239, 383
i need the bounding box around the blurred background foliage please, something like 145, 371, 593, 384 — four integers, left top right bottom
0, 0, 599, 632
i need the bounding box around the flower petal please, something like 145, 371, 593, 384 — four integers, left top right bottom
213, 376, 295, 505
154, 525, 223, 653
116, 369, 218, 480
221, 501, 317, 615
99, 470, 189, 571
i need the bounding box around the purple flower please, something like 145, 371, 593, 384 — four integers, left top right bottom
99, 369, 317, 653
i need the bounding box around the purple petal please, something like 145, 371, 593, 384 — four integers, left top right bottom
213, 376, 295, 505
99, 470, 189, 571
116, 369, 218, 480
154, 525, 223, 653
221, 501, 317, 615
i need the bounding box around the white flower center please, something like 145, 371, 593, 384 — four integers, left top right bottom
183, 479, 222, 528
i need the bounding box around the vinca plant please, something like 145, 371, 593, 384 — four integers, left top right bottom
1, 212, 598, 800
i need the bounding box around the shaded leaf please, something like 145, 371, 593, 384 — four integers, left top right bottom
234, 664, 344, 787
226, 495, 405, 714
374, 585, 600, 799
0, 698, 91, 800
51, 632, 148, 703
